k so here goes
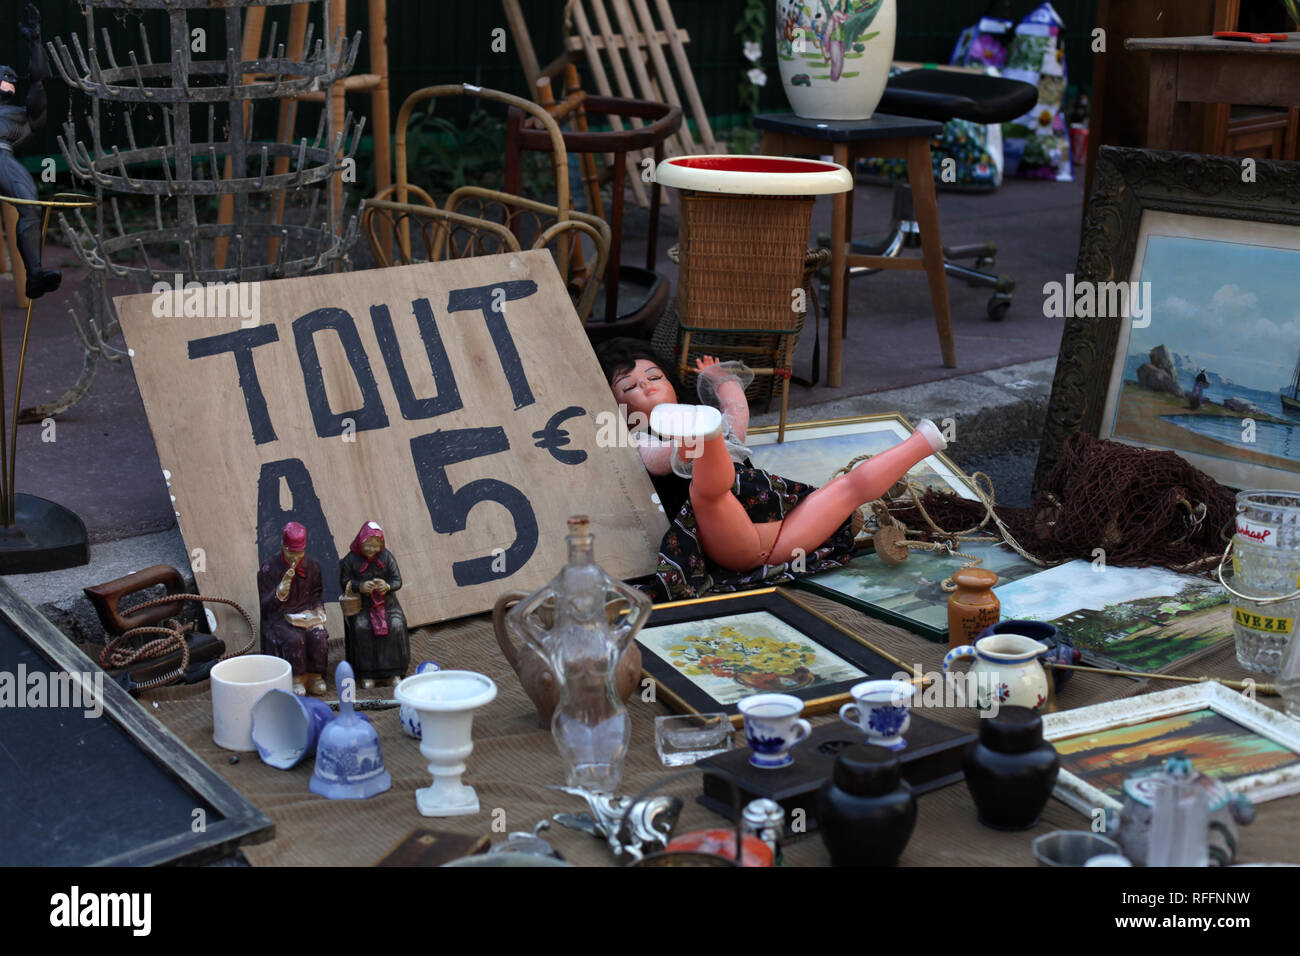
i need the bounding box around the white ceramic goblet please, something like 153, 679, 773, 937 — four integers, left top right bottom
394, 670, 498, 816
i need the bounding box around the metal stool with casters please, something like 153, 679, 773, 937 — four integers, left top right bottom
849, 69, 1038, 322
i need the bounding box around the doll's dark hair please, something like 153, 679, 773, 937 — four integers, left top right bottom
593, 338, 686, 398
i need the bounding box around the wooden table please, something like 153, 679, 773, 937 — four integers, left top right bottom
754, 112, 955, 388
144, 586, 1300, 868
1126, 33, 1300, 150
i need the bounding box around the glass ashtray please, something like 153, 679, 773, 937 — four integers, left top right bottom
655, 713, 733, 767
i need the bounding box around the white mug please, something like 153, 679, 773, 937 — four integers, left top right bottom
738, 693, 812, 769
839, 679, 915, 750
211, 655, 293, 751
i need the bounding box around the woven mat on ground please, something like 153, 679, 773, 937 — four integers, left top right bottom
144, 589, 1300, 867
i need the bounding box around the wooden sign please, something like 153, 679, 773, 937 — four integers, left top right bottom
116, 252, 666, 635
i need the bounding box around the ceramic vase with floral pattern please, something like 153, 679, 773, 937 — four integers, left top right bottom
774, 0, 897, 120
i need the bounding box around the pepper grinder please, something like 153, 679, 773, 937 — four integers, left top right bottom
743, 799, 786, 867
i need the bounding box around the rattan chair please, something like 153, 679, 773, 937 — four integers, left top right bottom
360, 83, 610, 322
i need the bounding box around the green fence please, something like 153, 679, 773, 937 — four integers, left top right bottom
378, 1, 1099, 131
3, 1, 1099, 172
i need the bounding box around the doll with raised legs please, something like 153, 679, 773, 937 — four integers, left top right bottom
595, 339, 947, 599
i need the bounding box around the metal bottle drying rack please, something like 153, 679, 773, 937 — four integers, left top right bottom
32, 0, 364, 421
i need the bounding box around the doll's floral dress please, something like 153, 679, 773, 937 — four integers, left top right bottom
645, 464, 856, 602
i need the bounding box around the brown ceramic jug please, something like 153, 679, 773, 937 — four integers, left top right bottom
947, 567, 1000, 651
492, 591, 645, 728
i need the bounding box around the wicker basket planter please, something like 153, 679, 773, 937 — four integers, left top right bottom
655, 156, 853, 437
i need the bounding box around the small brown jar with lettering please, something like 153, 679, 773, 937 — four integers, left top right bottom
947, 567, 1000, 651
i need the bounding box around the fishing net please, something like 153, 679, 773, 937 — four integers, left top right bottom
886, 432, 1237, 574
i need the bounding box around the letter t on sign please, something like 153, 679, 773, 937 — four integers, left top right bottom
187, 325, 281, 444
446, 280, 539, 410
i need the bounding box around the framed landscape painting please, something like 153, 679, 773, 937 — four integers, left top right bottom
1043, 683, 1300, 814
796, 540, 1043, 642
637, 588, 909, 724
994, 560, 1233, 673
747, 413, 977, 501
1036, 148, 1300, 492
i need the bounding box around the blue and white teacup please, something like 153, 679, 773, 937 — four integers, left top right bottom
738, 693, 812, 770
839, 680, 915, 750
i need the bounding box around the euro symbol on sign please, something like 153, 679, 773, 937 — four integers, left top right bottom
533, 405, 588, 465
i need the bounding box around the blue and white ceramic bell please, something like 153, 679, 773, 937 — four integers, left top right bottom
310, 661, 392, 800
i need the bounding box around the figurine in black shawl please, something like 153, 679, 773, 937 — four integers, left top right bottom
1, 4, 61, 299
340, 521, 410, 688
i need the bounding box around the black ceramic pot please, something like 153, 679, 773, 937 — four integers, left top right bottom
963, 705, 1060, 831
816, 744, 917, 866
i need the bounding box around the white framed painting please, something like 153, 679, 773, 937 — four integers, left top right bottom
1042, 683, 1300, 814
747, 412, 977, 500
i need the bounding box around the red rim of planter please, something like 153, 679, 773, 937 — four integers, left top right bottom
664, 156, 842, 174
655, 154, 854, 196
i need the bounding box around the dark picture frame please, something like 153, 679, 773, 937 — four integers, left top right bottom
0, 578, 274, 866
795, 540, 1044, 643
638, 588, 910, 725
1035, 147, 1300, 492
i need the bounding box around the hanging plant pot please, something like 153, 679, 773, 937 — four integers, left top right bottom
774, 0, 897, 120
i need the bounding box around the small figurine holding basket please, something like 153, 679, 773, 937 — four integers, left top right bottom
340, 521, 410, 689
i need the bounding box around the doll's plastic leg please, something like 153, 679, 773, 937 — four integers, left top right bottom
843, 420, 945, 502
689, 440, 767, 570
767, 421, 946, 563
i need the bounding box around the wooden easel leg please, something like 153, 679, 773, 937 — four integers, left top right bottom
329, 0, 347, 238
778, 374, 789, 443
828, 142, 848, 387
906, 137, 956, 369
370, 0, 392, 262
266, 2, 310, 265
214, 4, 266, 270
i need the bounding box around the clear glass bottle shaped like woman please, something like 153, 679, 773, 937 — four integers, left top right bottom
509, 516, 652, 793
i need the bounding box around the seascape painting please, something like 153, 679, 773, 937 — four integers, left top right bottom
637, 609, 866, 705
1103, 211, 1300, 489
995, 560, 1231, 672
747, 416, 976, 500
1055, 708, 1300, 800
798, 541, 1041, 637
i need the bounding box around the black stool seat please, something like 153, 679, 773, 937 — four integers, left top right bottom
878, 69, 1038, 125
753, 111, 943, 142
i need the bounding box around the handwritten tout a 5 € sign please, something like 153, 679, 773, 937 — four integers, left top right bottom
116, 252, 665, 633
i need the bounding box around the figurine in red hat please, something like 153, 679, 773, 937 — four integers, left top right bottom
339, 520, 409, 689
257, 521, 329, 695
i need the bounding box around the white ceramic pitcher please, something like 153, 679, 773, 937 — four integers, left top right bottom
942, 633, 1050, 713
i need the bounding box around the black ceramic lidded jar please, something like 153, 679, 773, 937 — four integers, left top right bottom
816, 744, 917, 866
963, 705, 1060, 831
